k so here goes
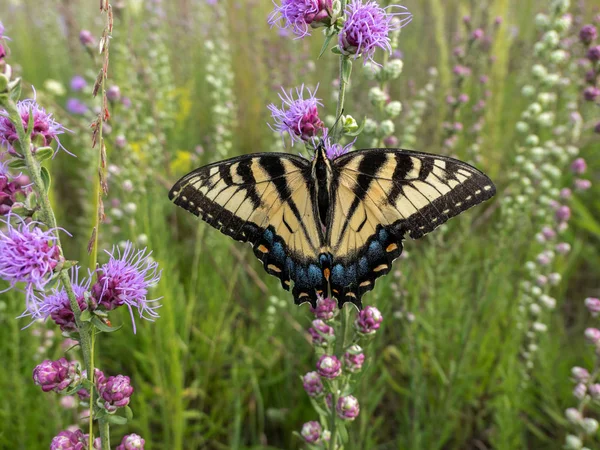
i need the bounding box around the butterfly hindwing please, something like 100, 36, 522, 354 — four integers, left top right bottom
169, 153, 327, 307
327, 148, 496, 308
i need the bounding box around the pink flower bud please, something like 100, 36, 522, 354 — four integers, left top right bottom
316, 355, 341, 379
336, 395, 360, 420
585, 328, 600, 345
585, 298, 600, 317
300, 421, 322, 444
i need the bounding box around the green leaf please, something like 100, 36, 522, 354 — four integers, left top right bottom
91, 316, 123, 333
105, 414, 128, 425
124, 406, 134, 421
331, 45, 343, 55
7, 158, 27, 170
341, 57, 353, 84
337, 421, 349, 443
40, 167, 51, 193
80, 309, 92, 322
26, 105, 34, 137
318, 34, 335, 59
9, 78, 22, 102
35, 147, 55, 163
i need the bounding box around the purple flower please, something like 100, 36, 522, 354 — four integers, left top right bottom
0, 217, 63, 305
300, 421, 322, 443
309, 319, 334, 346
116, 434, 146, 450
585, 328, 600, 345
70, 76, 87, 92
588, 45, 600, 61
339, 0, 411, 65
106, 86, 121, 103
458, 93, 469, 103
101, 374, 134, 412
453, 65, 471, 77
336, 395, 360, 420
50, 429, 88, 450
35, 267, 90, 331
555, 205, 571, 223
575, 179, 591, 191
268, 0, 332, 38
480, 75, 489, 84
79, 30, 95, 47
66, 98, 88, 115
583, 86, 600, 101
0, 98, 71, 156
589, 384, 600, 400
268, 85, 324, 146
33, 358, 79, 393
494, 16, 503, 26
585, 298, 600, 317
355, 305, 383, 335
91, 242, 161, 333
77, 368, 106, 401
344, 345, 365, 372
586, 70, 597, 84
472, 28, 484, 40
302, 371, 324, 397
556, 242, 571, 255
0, 43, 5, 62
580, 25, 598, 44
574, 383, 587, 399
311, 296, 337, 320
321, 128, 354, 160
0, 166, 29, 216
316, 354, 341, 379
571, 157, 587, 174
572, 366, 590, 383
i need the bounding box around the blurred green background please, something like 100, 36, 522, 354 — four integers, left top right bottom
1, 0, 599, 449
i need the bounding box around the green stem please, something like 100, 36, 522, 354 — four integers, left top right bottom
333, 56, 350, 142
329, 389, 338, 450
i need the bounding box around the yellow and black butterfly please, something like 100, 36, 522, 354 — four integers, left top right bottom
169, 143, 495, 309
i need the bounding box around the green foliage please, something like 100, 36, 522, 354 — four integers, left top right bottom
0, 0, 598, 449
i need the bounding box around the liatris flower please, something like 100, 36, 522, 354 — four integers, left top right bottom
302, 371, 324, 397
344, 344, 365, 372
339, 0, 411, 65
77, 368, 106, 401
79, 30, 95, 47
573, 383, 587, 399
106, 86, 121, 103
311, 296, 337, 320
268, 0, 332, 38
584, 328, 600, 346
322, 130, 355, 160
70, 76, 87, 92
316, 354, 341, 379
0, 217, 62, 303
66, 98, 89, 115
0, 164, 29, 216
300, 421, 322, 444
0, 98, 70, 156
33, 358, 80, 393
472, 28, 484, 40
555, 205, 571, 223
355, 305, 383, 335
588, 46, 600, 61
575, 179, 592, 191
50, 429, 88, 450
116, 434, 146, 450
308, 319, 334, 346
583, 87, 600, 102
571, 158, 587, 174
268, 85, 324, 146
101, 374, 134, 412
589, 384, 600, 400
580, 25, 598, 45
336, 395, 360, 420
35, 268, 90, 331
585, 298, 600, 317
91, 242, 161, 333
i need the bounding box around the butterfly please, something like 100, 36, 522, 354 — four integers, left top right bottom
169, 143, 495, 309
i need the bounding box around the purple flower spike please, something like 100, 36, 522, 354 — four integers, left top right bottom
309, 319, 334, 346
355, 305, 383, 335
316, 354, 341, 379
91, 242, 162, 333
339, 1, 412, 65
584, 86, 600, 101
302, 371, 324, 397
268, 0, 332, 38
0, 166, 29, 216
70, 76, 87, 92
101, 374, 134, 412
311, 296, 337, 320
588, 45, 600, 61
33, 358, 79, 393
66, 98, 89, 115
0, 98, 71, 156
585, 298, 600, 317
571, 158, 587, 174
268, 85, 324, 146
301, 421, 322, 443
336, 395, 360, 420
580, 25, 598, 45
0, 216, 63, 305
116, 434, 146, 450
50, 429, 88, 450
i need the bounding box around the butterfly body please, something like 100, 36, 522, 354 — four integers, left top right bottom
169, 144, 495, 309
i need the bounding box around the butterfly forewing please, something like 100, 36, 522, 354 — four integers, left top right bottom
169, 153, 327, 306
327, 148, 496, 308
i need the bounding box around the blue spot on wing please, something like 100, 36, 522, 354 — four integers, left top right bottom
331, 264, 345, 286
368, 241, 383, 259
358, 257, 369, 277
308, 264, 323, 286
263, 228, 274, 244
272, 242, 285, 263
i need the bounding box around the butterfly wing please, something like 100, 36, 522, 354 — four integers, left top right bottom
327, 148, 496, 308
169, 153, 328, 306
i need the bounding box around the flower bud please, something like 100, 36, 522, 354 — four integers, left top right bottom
385, 101, 402, 118
379, 120, 395, 137
309, 319, 334, 347
336, 395, 360, 420
300, 421, 322, 444
565, 407, 582, 424
344, 346, 365, 373
585, 328, 600, 345
368, 87, 387, 105
311, 297, 336, 321
355, 306, 383, 335
574, 383, 587, 399
302, 371, 324, 397
572, 366, 590, 383
384, 59, 404, 79
316, 355, 341, 379
582, 418, 599, 435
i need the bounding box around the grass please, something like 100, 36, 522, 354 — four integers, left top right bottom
0, 0, 599, 449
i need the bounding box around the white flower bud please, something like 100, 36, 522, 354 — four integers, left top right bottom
385, 101, 402, 118
379, 120, 395, 137
363, 118, 377, 134
516, 121, 529, 133
542, 30, 559, 47
368, 87, 387, 105
535, 14, 550, 30
531, 64, 547, 79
